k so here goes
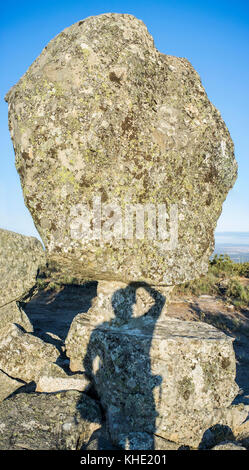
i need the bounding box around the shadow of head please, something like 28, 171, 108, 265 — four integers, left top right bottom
111, 281, 166, 322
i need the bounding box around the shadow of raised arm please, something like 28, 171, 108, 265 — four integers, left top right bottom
130, 282, 166, 321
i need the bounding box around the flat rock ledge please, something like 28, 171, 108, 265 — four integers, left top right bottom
36, 362, 91, 393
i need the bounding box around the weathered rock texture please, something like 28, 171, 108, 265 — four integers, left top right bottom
211, 441, 247, 450
5, 13, 237, 286
232, 418, 249, 448
0, 228, 45, 307
65, 284, 244, 448
65, 281, 171, 371
0, 391, 101, 450
0, 323, 59, 383
115, 432, 189, 450
0, 370, 22, 402
0, 301, 33, 332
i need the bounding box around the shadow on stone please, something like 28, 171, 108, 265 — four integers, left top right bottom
78, 282, 166, 450
81, 426, 119, 450
198, 424, 235, 450
5, 380, 37, 400
16, 280, 243, 450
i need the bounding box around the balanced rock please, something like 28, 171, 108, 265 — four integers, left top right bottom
0, 228, 45, 307
5, 13, 237, 285
0, 323, 59, 383
0, 391, 101, 450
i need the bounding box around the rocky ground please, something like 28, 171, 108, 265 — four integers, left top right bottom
21, 283, 249, 410
7, 282, 243, 450
0, 276, 248, 450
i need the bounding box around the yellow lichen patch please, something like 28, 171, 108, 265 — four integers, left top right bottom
58, 167, 80, 192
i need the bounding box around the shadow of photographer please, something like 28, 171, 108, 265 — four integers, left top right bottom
81, 281, 166, 450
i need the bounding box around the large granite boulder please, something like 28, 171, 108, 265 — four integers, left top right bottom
0, 391, 101, 450
0, 228, 45, 307
5, 13, 237, 286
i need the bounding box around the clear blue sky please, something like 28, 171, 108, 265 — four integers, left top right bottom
1, 0, 249, 239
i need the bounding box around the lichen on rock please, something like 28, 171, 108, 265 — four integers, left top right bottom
5, 13, 237, 285
0, 391, 101, 450
0, 228, 45, 307
2, 13, 242, 451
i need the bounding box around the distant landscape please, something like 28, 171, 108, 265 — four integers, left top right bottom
214, 232, 249, 263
